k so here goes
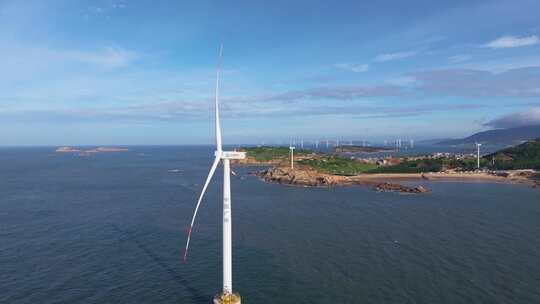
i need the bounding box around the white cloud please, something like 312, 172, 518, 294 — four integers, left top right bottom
483, 35, 539, 49
63, 47, 138, 69
0, 100, 486, 123
386, 76, 417, 86
448, 54, 472, 63
0, 43, 138, 78
89, 6, 105, 14
374, 51, 416, 62
112, 2, 127, 9
334, 63, 369, 73
485, 106, 540, 128
408, 67, 540, 98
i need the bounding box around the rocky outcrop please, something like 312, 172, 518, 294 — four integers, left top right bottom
374, 182, 428, 193
257, 167, 340, 187
257, 167, 430, 193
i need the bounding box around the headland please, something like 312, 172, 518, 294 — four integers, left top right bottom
234, 142, 540, 193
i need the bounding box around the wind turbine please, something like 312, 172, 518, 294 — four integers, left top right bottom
289, 144, 295, 169
476, 142, 482, 169
184, 44, 245, 304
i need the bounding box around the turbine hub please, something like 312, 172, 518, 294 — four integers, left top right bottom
217, 151, 246, 160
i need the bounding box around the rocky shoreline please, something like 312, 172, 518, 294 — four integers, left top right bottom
255, 167, 430, 193
250, 165, 540, 193
256, 167, 340, 187
238, 148, 539, 192
373, 182, 428, 193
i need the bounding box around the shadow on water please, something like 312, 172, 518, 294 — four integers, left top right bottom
109, 224, 210, 303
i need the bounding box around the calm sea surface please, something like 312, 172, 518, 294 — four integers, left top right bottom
1, 146, 539, 304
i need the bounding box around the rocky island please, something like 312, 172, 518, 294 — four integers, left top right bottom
55, 146, 129, 155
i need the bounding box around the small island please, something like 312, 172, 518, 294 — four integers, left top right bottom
55, 146, 129, 155
235, 139, 540, 192
55, 146, 83, 153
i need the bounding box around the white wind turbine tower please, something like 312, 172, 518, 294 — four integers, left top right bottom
476, 142, 482, 169
184, 44, 245, 304
289, 144, 295, 169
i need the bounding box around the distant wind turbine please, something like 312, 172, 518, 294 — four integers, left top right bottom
289, 144, 295, 169
184, 44, 245, 304
476, 142, 482, 169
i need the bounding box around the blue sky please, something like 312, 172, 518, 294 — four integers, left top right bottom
1, 0, 540, 145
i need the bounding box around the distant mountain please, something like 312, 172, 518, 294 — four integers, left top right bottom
483, 138, 540, 170
417, 138, 454, 146
436, 125, 540, 146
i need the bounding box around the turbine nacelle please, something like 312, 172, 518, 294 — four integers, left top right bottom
217, 151, 246, 160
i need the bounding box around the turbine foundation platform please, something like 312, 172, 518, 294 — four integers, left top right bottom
213, 292, 241, 304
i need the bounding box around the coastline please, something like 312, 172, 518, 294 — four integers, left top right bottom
347, 171, 538, 187
236, 147, 540, 191
248, 165, 539, 192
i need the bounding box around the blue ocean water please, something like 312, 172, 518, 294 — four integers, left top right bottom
1, 146, 539, 303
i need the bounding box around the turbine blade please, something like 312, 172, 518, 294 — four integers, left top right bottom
183, 155, 221, 261
215, 44, 223, 151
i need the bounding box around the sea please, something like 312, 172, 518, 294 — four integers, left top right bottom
1, 146, 539, 304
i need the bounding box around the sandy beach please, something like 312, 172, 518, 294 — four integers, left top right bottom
347, 171, 538, 187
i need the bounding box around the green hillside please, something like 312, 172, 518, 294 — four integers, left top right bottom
242, 146, 314, 162
484, 138, 540, 170
298, 156, 377, 176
